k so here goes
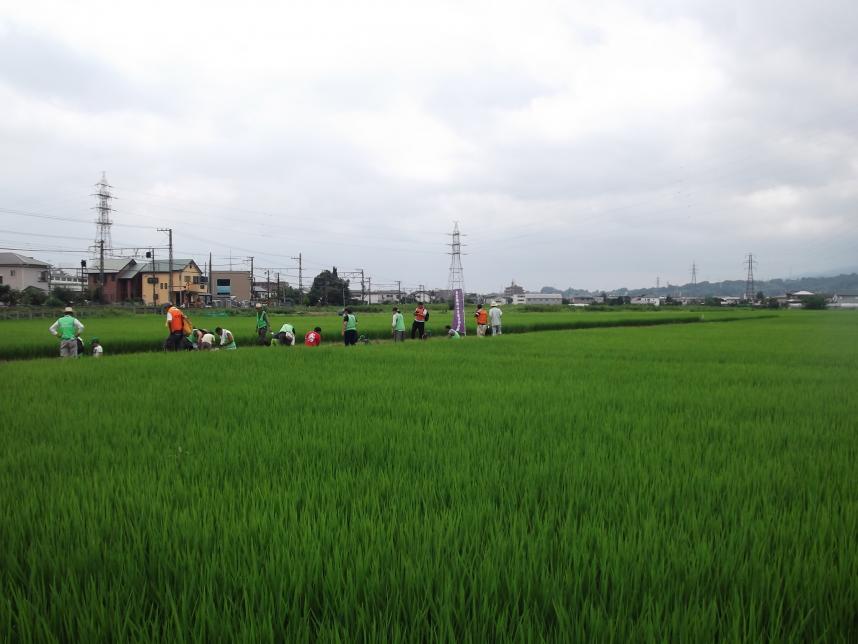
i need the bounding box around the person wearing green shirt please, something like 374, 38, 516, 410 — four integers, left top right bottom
49, 306, 85, 358
276, 322, 296, 346
391, 307, 406, 342
215, 327, 237, 350
255, 303, 269, 345
342, 308, 358, 346
445, 325, 462, 340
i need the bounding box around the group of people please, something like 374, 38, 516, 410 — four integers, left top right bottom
50, 300, 505, 359
48, 306, 103, 358
164, 302, 323, 351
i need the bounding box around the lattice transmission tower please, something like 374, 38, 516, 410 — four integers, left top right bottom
744, 253, 757, 301
447, 222, 465, 293
91, 172, 115, 257
691, 261, 698, 285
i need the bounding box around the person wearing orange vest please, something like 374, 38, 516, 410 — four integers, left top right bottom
412, 302, 428, 340
164, 301, 186, 351
474, 304, 488, 337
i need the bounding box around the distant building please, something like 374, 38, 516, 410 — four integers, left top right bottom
87, 257, 204, 305
513, 292, 563, 305
211, 271, 252, 303
504, 281, 525, 297
50, 270, 86, 293
363, 290, 400, 304
830, 293, 858, 309
0, 252, 52, 292
631, 295, 661, 306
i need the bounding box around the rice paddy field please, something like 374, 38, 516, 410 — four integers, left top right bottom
1, 311, 856, 641
0, 306, 758, 360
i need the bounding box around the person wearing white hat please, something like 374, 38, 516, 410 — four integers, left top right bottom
49, 306, 85, 358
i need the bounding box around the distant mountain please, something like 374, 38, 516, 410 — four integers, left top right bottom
539, 273, 858, 298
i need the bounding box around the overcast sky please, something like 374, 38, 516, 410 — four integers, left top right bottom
1, 0, 856, 292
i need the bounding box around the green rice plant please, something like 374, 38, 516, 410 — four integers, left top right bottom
0, 308, 771, 360
0, 312, 855, 641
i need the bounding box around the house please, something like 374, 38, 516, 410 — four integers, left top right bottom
0, 252, 52, 292
87, 257, 204, 305
85, 257, 138, 302
132, 259, 205, 306
830, 293, 858, 309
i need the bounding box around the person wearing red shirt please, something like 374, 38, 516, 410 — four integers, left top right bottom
304, 327, 322, 346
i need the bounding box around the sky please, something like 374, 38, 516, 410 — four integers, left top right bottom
1, 0, 856, 293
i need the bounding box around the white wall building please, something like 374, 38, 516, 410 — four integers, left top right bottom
0, 252, 52, 292
514, 292, 563, 305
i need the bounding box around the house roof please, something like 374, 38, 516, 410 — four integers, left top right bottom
0, 252, 51, 268
85, 257, 136, 274
87, 258, 198, 278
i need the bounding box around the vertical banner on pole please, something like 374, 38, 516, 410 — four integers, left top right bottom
451, 288, 465, 335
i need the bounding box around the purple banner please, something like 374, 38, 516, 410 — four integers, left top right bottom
451, 288, 465, 335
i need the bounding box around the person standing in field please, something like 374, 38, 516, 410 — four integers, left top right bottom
392, 307, 406, 342
488, 303, 503, 336
412, 302, 428, 340
163, 301, 186, 351
342, 308, 358, 346
445, 325, 462, 340
474, 304, 488, 337
49, 306, 84, 358
305, 326, 322, 346
215, 327, 237, 350
275, 322, 296, 346
255, 303, 269, 345
91, 338, 103, 358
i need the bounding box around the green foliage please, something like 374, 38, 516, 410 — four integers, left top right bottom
801, 294, 828, 310
307, 267, 351, 306
0, 285, 19, 305
0, 314, 856, 640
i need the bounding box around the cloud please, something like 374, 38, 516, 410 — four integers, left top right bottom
0, 1, 857, 290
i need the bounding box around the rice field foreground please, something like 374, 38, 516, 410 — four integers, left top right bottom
0, 307, 766, 360
1, 313, 856, 641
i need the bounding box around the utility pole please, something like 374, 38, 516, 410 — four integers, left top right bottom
291, 253, 303, 296
150, 247, 157, 310
367, 277, 372, 305
158, 228, 173, 303
266, 269, 270, 302
208, 252, 213, 299
276, 272, 280, 304
396, 280, 401, 303
98, 239, 105, 304
248, 256, 254, 302
358, 268, 365, 303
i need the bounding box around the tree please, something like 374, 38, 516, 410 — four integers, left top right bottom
801, 294, 827, 310
20, 286, 48, 306
307, 267, 351, 306
755, 290, 765, 302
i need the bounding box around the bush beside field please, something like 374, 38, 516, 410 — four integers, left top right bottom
0, 314, 856, 640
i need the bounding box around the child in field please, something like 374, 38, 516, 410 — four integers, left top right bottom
445, 325, 462, 339
215, 327, 236, 350
199, 330, 216, 350
91, 338, 103, 357
305, 327, 322, 346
